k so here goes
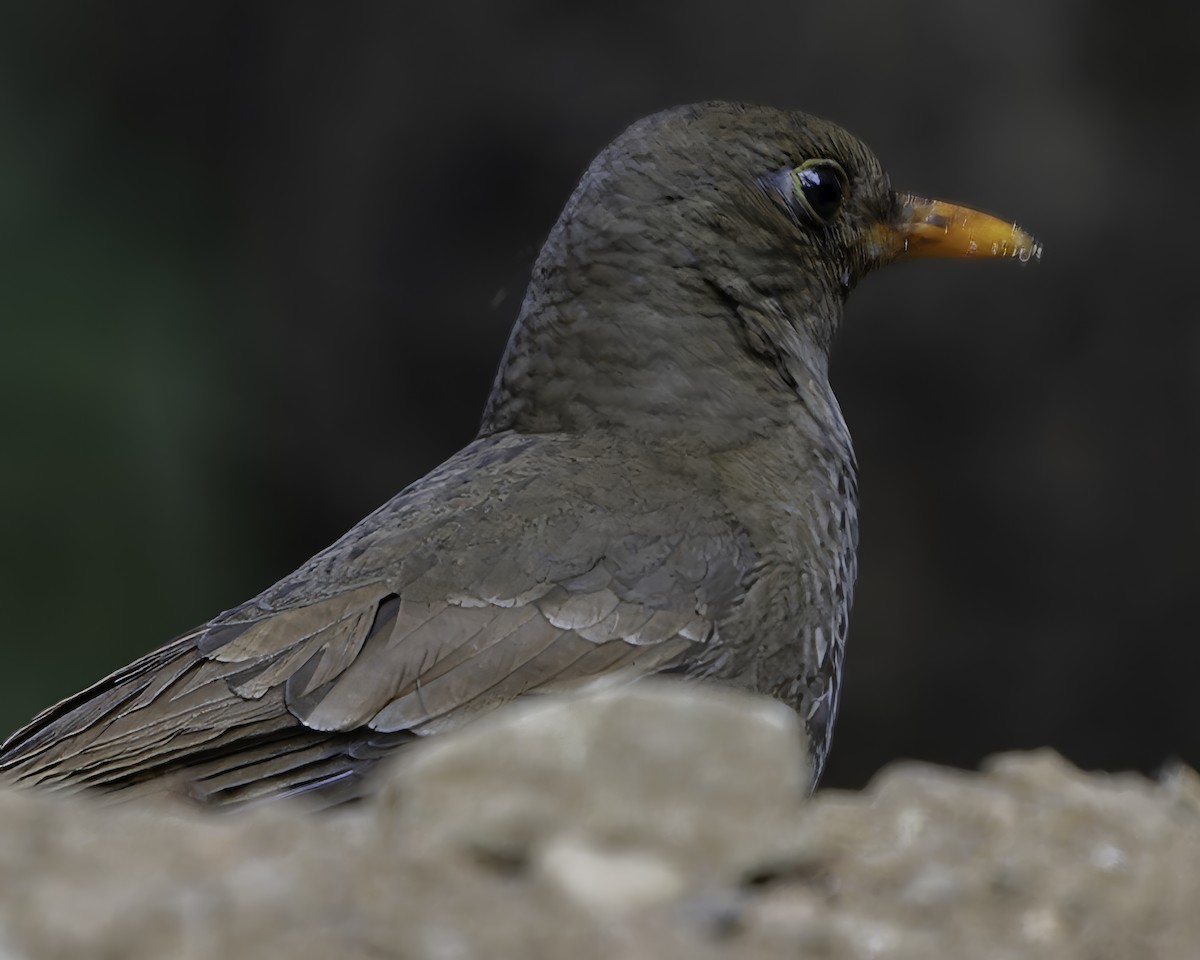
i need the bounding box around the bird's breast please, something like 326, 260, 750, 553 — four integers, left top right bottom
706, 417, 859, 779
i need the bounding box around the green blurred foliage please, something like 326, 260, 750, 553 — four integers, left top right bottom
0, 13, 261, 721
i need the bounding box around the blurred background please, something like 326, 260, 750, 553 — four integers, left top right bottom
1, 1, 1196, 790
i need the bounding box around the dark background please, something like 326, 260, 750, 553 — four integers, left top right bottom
2, 2, 1196, 790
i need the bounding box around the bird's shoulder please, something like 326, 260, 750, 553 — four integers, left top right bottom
200, 431, 757, 732
0, 431, 758, 801
229, 429, 752, 622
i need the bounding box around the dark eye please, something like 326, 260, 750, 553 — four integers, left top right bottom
789, 159, 849, 223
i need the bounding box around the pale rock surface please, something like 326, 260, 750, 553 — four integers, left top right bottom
0, 681, 1195, 959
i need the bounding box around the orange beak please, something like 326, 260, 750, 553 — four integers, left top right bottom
870, 194, 1042, 265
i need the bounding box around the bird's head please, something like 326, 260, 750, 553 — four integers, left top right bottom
483, 102, 1039, 443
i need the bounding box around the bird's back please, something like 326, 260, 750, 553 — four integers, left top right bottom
0, 431, 785, 806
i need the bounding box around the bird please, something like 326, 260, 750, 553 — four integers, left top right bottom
0, 102, 1040, 808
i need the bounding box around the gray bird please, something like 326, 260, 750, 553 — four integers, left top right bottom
0, 102, 1040, 807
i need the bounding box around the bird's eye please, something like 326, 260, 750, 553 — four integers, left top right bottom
788, 159, 849, 224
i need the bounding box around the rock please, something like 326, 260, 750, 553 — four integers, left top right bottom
0, 682, 1196, 959
761, 750, 1200, 959
376, 680, 812, 881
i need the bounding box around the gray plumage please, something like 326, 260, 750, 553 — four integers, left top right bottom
0, 101, 1037, 806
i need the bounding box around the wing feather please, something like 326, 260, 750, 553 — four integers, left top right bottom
0, 434, 749, 806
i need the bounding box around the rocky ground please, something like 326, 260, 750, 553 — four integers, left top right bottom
1, 682, 1195, 959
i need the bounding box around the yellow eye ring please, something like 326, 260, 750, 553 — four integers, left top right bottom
789, 158, 849, 223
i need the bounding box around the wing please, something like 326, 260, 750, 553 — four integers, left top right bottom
0, 433, 752, 806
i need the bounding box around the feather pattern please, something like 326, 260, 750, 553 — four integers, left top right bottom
0, 430, 770, 805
